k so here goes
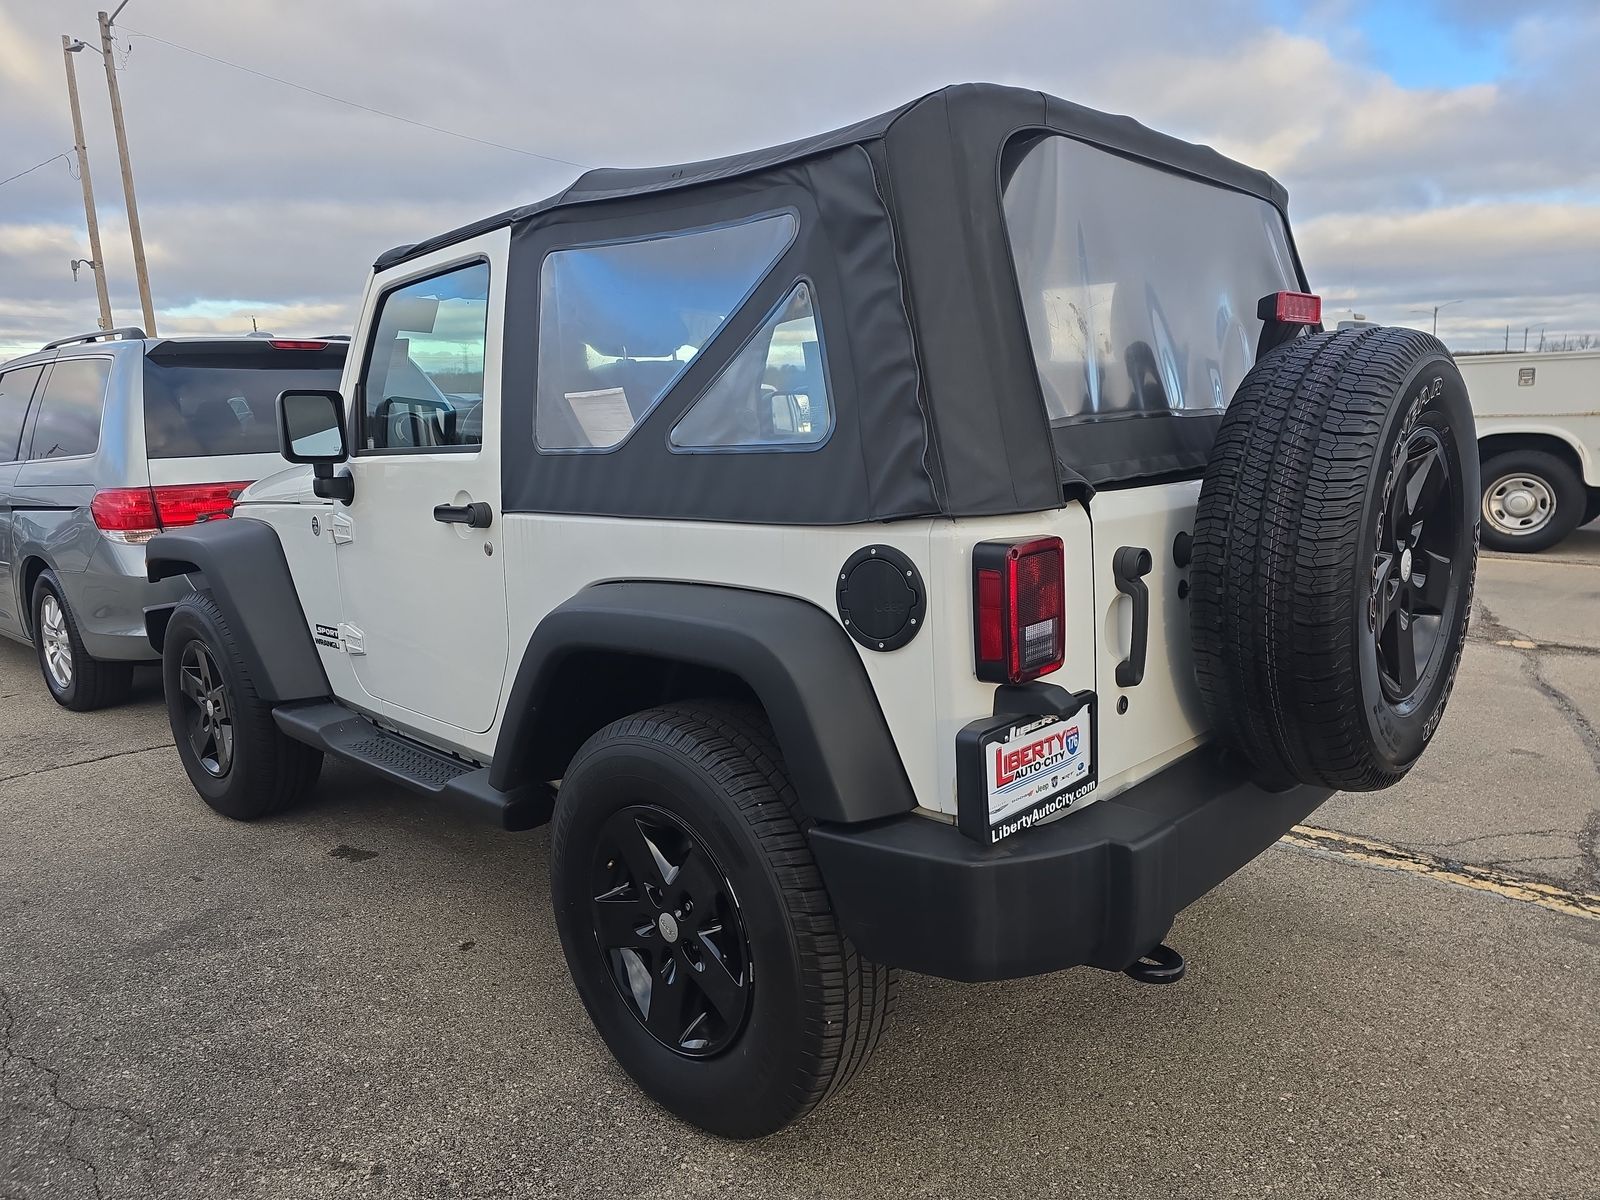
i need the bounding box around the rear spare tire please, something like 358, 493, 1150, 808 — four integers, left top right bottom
1191, 327, 1478, 790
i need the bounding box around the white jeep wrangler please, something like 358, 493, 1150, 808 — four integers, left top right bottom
146, 84, 1478, 1138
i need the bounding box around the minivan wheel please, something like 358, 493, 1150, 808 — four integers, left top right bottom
1191, 327, 1480, 790
30, 571, 133, 711
1478, 449, 1585, 553
162, 591, 322, 820
549, 703, 894, 1139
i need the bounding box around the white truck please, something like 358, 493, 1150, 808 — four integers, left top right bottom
1458, 349, 1600, 551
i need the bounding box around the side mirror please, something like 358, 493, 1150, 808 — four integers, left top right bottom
277, 389, 348, 463
277, 389, 353, 503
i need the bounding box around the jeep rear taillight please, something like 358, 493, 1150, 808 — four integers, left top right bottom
973, 536, 1065, 684
90, 482, 251, 544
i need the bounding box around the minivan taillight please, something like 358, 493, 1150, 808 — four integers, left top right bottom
89, 488, 161, 544
973, 536, 1065, 684
90, 482, 251, 544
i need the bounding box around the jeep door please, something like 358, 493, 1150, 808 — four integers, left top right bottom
333, 236, 509, 738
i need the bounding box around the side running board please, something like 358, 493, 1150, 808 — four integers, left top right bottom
272, 701, 553, 831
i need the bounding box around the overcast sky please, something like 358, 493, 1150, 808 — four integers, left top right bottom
2, 0, 1596, 360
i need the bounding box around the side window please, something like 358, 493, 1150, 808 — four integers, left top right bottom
0, 365, 45, 462
670, 283, 833, 450
535, 213, 797, 450
27, 358, 111, 460
359, 261, 490, 452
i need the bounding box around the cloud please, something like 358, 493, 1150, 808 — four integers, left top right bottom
0, 0, 1595, 359
1298, 201, 1600, 339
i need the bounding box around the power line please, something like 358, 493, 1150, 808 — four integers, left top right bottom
117, 25, 588, 170
0, 152, 73, 189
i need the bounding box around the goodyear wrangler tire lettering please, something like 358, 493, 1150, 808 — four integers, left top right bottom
1190, 327, 1479, 790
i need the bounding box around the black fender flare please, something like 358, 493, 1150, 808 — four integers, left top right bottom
490, 581, 918, 825
145, 517, 330, 702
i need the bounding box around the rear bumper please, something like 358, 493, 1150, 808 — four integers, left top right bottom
63, 539, 184, 661
809, 747, 1331, 982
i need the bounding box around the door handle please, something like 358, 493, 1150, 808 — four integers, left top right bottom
1113, 546, 1153, 688
433, 501, 493, 529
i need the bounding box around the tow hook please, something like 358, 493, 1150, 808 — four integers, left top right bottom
1123, 943, 1186, 985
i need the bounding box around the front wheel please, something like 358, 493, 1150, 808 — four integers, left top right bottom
162, 592, 322, 820
549, 703, 893, 1139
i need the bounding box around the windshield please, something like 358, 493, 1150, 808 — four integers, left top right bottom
143, 349, 345, 459
1002, 134, 1298, 478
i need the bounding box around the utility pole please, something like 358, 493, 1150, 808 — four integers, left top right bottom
97, 4, 156, 334
1428, 299, 1463, 338
61, 37, 113, 331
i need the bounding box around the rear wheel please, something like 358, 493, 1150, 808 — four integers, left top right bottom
1191, 327, 1479, 790
162, 592, 322, 820
1478, 449, 1586, 553
30, 571, 133, 711
549, 703, 893, 1138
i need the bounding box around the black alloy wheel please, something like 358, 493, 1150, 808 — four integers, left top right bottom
177, 639, 234, 777
1370, 422, 1462, 705
549, 703, 894, 1138
591, 805, 752, 1057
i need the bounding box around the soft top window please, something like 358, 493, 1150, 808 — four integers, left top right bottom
1002, 133, 1297, 477
535, 213, 797, 451
670, 282, 832, 451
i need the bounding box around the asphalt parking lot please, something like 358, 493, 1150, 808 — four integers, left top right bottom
3, 532, 1598, 1200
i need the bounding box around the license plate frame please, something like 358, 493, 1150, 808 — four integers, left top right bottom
955, 689, 1098, 844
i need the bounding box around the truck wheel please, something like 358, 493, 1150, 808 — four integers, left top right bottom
549, 703, 893, 1138
1585, 491, 1600, 528
1191, 327, 1479, 790
162, 591, 322, 820
30, 570, 134, 711
1478, 449, 1586, 553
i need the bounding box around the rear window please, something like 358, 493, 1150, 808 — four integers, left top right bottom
143, 346, 346, 459
1002, 134, 1298, 479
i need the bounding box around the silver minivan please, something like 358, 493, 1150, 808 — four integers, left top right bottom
0, 327, 345, 709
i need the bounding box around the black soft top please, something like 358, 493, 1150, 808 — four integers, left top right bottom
375, 84, 1304, 525
377, 84, 1287, 272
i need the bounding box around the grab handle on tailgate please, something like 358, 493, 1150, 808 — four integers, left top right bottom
1113, 546, 1153, 688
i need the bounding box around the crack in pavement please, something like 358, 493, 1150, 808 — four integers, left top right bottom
0, 744, 170, 787
0, 986, 158, 1200
1471, 600, 1600, 889
1409, 827, 1574, 851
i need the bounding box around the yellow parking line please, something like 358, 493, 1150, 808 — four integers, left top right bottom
1282, 825, 1600, 922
